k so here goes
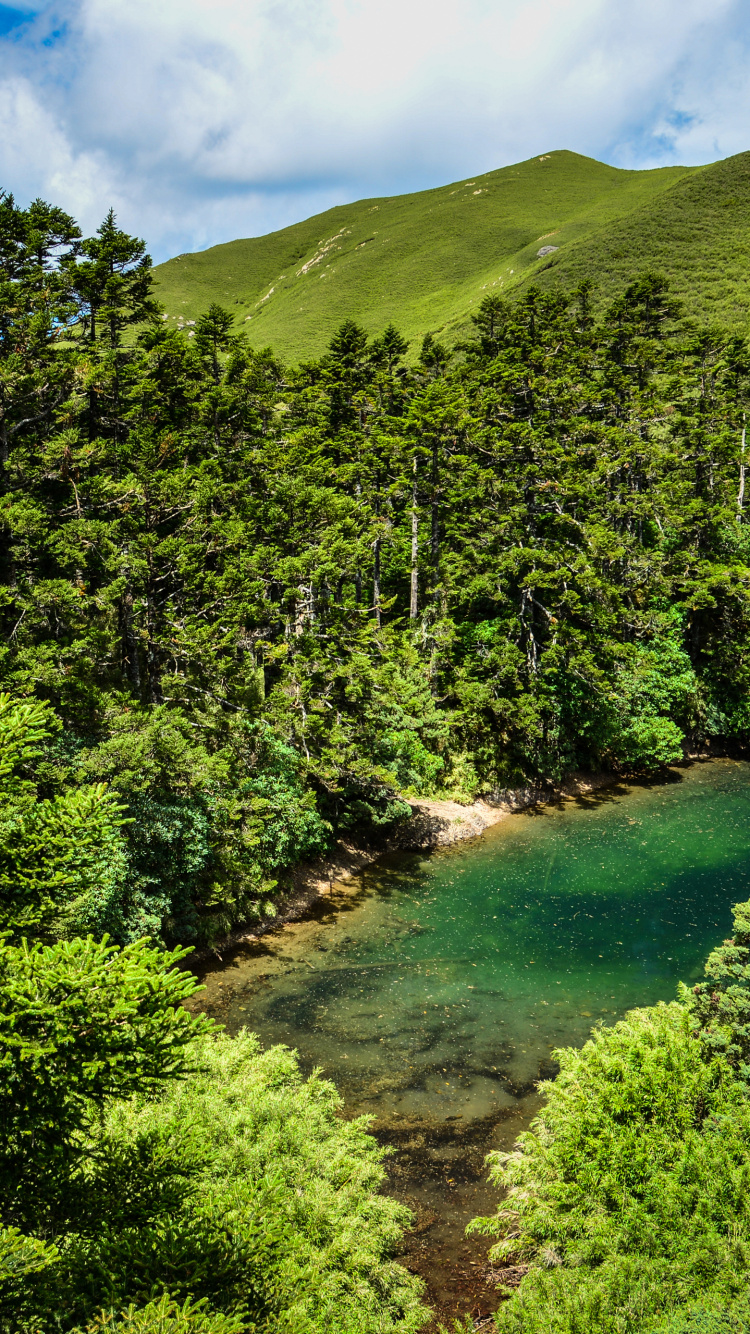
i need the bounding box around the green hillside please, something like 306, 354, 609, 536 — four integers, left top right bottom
529, 150, 750, 324
153, 150, 700, 359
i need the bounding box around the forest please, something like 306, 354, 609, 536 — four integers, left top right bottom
4, 193, 750, 1333
3, 194, 750, 947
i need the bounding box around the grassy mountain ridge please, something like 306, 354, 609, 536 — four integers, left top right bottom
153, 150, 701, 359
528, 150, 750, 325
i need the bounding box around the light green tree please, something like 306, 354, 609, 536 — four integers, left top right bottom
0, 693, 129, 939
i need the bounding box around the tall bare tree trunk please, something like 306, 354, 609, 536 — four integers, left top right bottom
409, 454, 418, 619
520, 588, 538, 675
738, 416, 747, 516
373, 537, 381, 627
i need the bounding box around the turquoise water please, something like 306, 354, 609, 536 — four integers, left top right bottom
213, 761, 750, 1123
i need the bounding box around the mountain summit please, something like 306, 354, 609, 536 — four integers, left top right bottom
153, 149, 750, 358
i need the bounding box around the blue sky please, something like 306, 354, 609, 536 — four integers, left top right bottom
0, 8, 30, 36
0, 0, 748, 262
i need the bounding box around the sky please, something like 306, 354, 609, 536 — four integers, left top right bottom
0, 0, 748, 263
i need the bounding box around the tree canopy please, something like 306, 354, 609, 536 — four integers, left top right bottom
4, 190, 750, 1334
3, 194, 750, 944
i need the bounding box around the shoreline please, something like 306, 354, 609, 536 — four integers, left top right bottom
190, 751, 737, 1327
196, 769, 621, 961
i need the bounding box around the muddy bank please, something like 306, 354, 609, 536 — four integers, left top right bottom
198, 770, 619, 960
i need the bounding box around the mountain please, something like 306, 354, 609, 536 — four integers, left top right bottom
529, 150, 750, 325
152, 149, 748, 360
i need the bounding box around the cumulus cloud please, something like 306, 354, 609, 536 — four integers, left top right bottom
0, 0, 748, 259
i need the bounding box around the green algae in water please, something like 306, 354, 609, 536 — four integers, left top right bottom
219, 761, 750, 1122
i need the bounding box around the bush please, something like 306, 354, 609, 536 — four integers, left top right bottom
0, 924, 427, 1333
0, 693, 129, 940
30, 1032, 427, 1333
650, 1305, 750, 1334
92, 1033, 428, 1334
609, 638, 700, 771
471, 999, 750, 1334
82, 1295, 245, 1333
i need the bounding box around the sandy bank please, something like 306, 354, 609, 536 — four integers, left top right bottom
198, 770, 618, 959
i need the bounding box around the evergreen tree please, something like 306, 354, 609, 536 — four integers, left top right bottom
66, 209, 157, 348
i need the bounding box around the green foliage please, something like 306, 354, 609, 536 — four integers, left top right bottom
65, 208, 158, 349
469, 910, 750, 1334
0, 934, 211, 1234
6, 189, 750, 944
650, 1302, 750, 1334
0, 1227, 59, 1331
10, 185, 750, 1334
0, 756, 425, 1334
687, 897, 750, 1078
2, 1021, 428, 1332
609, 639, 700, 770
82, 1295, 245, 1334
0, 693, 129, 939
73, 1032, 428, 1334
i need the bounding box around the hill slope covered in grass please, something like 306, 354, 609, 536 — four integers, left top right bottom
530, 150, 750, 325
152, 150, 699, 359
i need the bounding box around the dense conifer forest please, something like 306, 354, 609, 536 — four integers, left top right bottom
3, 193, 750, 946
5, 193, 750, 1334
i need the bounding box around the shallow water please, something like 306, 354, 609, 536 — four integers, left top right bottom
196, 759, 750, 1323
210, 761, 750, 1117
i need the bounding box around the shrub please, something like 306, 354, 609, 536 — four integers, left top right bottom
471, 1000, 750, 1334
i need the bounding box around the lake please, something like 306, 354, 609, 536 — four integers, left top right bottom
194, 760, 750, 1323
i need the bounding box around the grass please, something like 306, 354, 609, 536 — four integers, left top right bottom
528, 151, 750, 325
152, 148, 750, 361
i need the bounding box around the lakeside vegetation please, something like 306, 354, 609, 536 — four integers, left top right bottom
470, 898, 750, 1334
0, 729, 427, 1332
5, 188, 750, 1331
8, 677, 750, 1333
4, 191, 750, 946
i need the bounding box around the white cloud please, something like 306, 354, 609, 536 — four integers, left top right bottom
0, 0, 747, 259
0, 75, 106, 211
